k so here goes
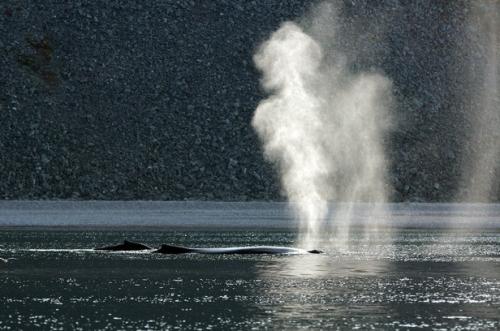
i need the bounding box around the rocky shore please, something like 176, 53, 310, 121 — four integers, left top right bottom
1, 1, 498, 202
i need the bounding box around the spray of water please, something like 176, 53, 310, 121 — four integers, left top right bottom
252, 3, 393, 249
459, 2, 500, 202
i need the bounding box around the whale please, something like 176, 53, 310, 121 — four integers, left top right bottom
94, 240, 152, 251
154, 244, 322, 255
94, 240, 323, 254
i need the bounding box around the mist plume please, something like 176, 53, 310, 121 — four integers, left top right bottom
458, 2, 500, 202
252, 3, 393, 248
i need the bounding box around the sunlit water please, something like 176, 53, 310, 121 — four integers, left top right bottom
0, 202, 499, 330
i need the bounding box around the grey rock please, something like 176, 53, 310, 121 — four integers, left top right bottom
0, 1, 498, 202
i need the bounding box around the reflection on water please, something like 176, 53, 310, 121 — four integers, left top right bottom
1, 228, 496, 329
256, 233, 499, 329
0, 202, 499, 330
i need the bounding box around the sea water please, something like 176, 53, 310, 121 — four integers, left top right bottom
0, 202, 499, 330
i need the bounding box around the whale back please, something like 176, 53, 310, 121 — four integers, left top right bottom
154, 245, 309, 255
95, 241, 322, 255
154, 244, 195, 254
95, 240, 151, 251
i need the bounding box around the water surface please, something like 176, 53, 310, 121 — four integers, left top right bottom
0, 202, 499, 330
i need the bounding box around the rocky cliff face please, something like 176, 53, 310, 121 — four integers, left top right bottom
0, 1, 498, 201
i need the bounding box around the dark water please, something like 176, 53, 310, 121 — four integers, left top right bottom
0, 202, 499, 330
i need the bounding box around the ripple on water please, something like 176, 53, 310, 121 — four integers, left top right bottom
0, 228, 499, 330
